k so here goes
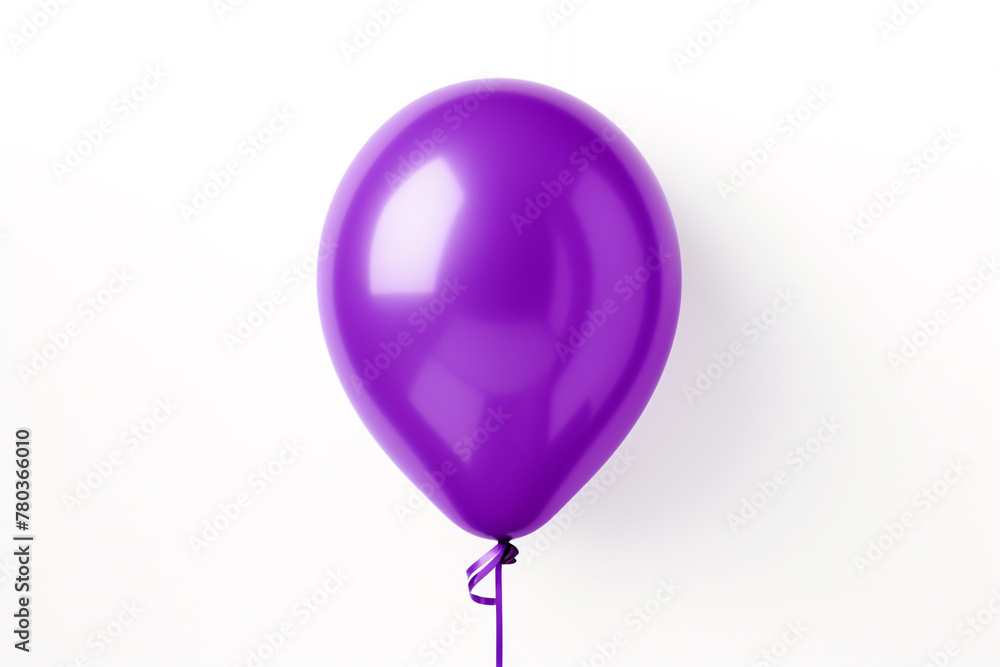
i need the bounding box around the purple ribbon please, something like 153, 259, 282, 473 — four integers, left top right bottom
466, 540, 518, 667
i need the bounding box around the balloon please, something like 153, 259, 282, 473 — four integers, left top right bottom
318, 78, 681, 540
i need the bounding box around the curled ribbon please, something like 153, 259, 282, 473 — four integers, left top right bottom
466, 540, 518, 667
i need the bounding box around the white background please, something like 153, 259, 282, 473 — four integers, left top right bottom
1, 0, 998, 665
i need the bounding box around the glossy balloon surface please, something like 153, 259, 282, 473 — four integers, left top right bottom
318, 79, 681, 539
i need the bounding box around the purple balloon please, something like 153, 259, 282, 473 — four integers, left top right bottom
318, 79, 681, 540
